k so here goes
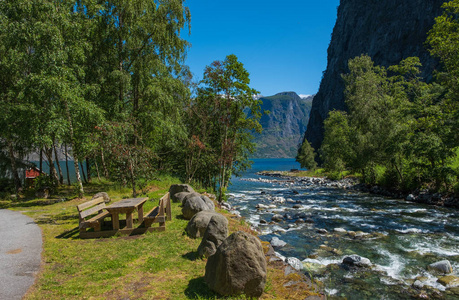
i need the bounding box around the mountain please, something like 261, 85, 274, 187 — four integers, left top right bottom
253, 92, 313, 158
303, 0, 446, 153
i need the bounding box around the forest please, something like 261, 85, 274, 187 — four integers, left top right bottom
297, 0, 459, 195
0, 0, 263, 201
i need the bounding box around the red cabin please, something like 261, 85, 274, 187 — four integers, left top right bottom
25, 167, 43, 187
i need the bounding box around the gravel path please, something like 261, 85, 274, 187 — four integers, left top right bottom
0, 209, 42, 300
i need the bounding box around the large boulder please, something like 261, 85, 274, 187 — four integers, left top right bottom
91, 192, 111, 203
428, 260, 453, 275
205, 231, 267, 298
186, 211, 227, 239
169, 184, 195, 203
342, 255, 372, 268
174, 192, 191, 205
197, 216, 228, 258
182, 193, 215, 220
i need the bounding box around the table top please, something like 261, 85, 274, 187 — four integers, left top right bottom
105, 197, 148, 211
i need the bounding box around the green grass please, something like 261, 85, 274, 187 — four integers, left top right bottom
3, 176, 317, 299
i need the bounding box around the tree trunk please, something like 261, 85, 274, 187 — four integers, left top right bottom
7, 140, 22, 194
129, 159, 136, 197
80, 161, 87, 183
44, 145, 59, 186
94, 155, 101, 181
86, 157, 91, 182
64, 142, 70, 185
53, 141, 64, 185
64, 101, 84, 197
101, 147, 109, 178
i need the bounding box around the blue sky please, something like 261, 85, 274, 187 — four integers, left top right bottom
183, 0, 340, 97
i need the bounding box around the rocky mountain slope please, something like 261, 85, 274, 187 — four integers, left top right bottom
253, 92, 313, 158
303, 0, 447, 152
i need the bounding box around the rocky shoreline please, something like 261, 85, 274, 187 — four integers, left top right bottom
253, 171, 459, 209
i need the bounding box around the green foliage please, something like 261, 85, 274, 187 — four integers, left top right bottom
183, 54, 263, 201
35, 174, 58, 194
296, 139, 318, 170
320, 49, 458, 192
0, 0, 191, 197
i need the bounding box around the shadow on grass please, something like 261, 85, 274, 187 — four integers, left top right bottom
176, 214, 188, 220
56, 227, 80, 239
182, 251, 199, 261
184, 276, 219, 299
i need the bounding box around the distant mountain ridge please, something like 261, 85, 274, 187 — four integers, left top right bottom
253, 92, 313, 158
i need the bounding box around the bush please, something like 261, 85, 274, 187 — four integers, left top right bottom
34, 174, 57, 194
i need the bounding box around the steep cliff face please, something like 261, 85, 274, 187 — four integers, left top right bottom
254, 92, 313, 158
304, 0, 446, 152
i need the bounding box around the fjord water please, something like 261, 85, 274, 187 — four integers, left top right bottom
227, 159, 459, 299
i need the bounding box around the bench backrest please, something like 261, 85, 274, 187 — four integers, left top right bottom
76, 197, 106, 222
159, 192, 172, 221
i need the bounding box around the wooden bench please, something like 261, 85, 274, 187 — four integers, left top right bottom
143, 192, 172, 231
76, 197, 111, 236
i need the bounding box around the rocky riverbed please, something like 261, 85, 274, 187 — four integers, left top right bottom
227, 167, 459, 299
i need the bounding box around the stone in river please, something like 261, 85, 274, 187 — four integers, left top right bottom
334, 228, 346, 233
270, 237, 287, 248
317, 228, 328, 234
438, 275, 459, 288
271, 214, 284, 222
342, 254, 372, 267
293, 204, 302, 209
428, 260, 453, 274
413, 280, 424, 289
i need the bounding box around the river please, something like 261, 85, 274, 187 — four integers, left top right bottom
227, 158, 459, 299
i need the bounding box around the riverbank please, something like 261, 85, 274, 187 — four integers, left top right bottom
256, 170, 459, 209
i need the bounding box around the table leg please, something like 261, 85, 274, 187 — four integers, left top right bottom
126, 211, 133, 229
112, 213, 120, 230
138, 205, 144, 223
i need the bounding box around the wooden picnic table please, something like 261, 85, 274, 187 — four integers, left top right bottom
77, 194, 171, 239
105, 197, 148, 230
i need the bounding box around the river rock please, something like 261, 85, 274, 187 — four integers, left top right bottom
182, 193, 215, 220
205, 231, 267, 298
438, 275, 459, 288
428, 260, 453, 274
334, 228, 346, 233
186, 211, 227, 238
272, 214, 284, 222
293, 204, 302, 209
342, 255, 372, 267
197, 215, 228, 258
406, 194, 416, 201
256, 203, 269, 209
271, 237, 287, 248
413, 280, 424, 289
317, 228, 328, 234
286, 257, 304, 271
169, 184, 195, 203
91, 192, 111, 203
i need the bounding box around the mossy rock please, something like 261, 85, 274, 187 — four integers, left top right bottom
438, 275, 459, 288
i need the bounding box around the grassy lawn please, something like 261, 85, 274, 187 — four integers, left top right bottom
3, 177, 318, 299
